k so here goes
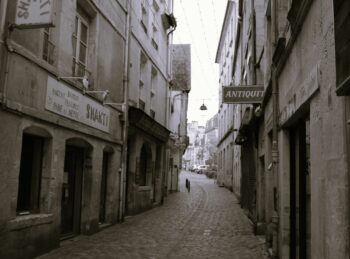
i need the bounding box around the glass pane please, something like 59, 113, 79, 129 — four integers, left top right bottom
72, 58, 76, 75
81, 23, 88, 44
75, 16, 78, 35
77, 62, 86, 77
72, 36, 77, 57
79, 43, 86, 63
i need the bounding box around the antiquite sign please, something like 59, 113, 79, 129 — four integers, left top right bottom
223, 86, 264, 104
15, 0, 54, 29
46, 76, 110, 133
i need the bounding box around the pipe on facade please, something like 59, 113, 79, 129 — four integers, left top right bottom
119, 0, 131, 222
270, 0, 280, 257
0, 0, 8, 43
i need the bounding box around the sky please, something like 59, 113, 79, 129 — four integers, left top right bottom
173, 0, 228, 125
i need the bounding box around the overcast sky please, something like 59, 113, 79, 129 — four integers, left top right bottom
173, 0, 228, 125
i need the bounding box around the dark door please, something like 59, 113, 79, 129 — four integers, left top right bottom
61, 145, 84, 236
99, 152, 109, 223
290, 118, 311, 259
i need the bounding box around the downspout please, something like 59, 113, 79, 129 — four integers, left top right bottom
119, 0, 131, 222
0, 0, 8, 43
0, 0, 9, 102
271, 0, 279, 258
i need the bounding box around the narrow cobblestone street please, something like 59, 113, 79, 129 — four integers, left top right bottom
38, 172, 268, 259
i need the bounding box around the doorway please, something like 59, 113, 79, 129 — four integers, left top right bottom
99, 152, 109, 224
61, 145, 84, 237
290, 117, 311, 259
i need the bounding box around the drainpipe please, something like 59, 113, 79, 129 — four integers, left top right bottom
271, 0, 279, 258
0, 0, 9, 102
0, 0, 8, 43
119, 0, 131, 222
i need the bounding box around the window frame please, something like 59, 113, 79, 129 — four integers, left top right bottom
16, 134, 45, 215
72, 10, 89, 77
42, 28, 55, 65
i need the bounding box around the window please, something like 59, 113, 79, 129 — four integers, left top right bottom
141, 3, 148, 34
42, 28, 54, 65
150, 66, 157, 115
150, 109, 155, 119
17, 134, 44, 215
153, 0, 160, 12
72, 8, 89, 77
140, 51, 148, 89
139, 99, 145, 110
152, 24, 159, 50
334, 0, 350, 95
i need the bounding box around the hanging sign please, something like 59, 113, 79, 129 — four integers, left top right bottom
15, 0, 54, 29
223, 85, 264, 104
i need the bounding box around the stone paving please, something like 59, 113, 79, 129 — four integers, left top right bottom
38, 171, 269, 259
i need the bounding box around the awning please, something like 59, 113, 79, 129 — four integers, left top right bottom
128, 107, 170, 142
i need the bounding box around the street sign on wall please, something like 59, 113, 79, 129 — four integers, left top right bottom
46, 76, 111, 133
15, 0, 54, 29
223, 86, 264, 104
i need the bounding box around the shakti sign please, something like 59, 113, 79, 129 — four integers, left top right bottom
223, 86, 264, 104
15, 0, 54, 28
46, 76, 110, 133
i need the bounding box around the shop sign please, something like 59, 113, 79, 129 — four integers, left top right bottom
46, 76, 110, 133
223, 86, 264, 104
15, 0, 54, 28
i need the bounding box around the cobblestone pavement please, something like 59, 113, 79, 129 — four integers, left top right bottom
38, 172, 268, 259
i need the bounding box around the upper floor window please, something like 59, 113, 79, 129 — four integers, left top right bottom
153, 0, 160, 12
152, 24, 159, 50
334, 0, 350, 95
141, 3, 149, 34
72, 8, 89, 77
42, 28, 54, 65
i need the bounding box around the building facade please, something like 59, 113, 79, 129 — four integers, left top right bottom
204, 114, 219, 169
167, 44, 191, 192
0, 0, 181, 258
0, 1, 128, 258
183, 121, 205, 169
217, 0, 350, 258
124, 0, 176, 214
215, 0, 237, 189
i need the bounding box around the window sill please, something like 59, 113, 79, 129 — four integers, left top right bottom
8, 213, 53, 231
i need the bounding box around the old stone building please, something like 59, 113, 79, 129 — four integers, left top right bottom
125, 0, 176, 214
217, 0, 350, 258
0, 0, 182, 258
167, 44, 191, 193
215, 0, 237, 189
0, 0, 128, 258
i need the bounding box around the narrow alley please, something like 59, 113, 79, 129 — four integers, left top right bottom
38, 172, 267, 259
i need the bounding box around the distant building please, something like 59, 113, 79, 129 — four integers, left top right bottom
167, 44, 191, 192
215, 0, 237, 190
183, 121, 205, 168
204, 114, 218, 168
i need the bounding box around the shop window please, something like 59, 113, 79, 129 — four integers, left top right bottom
72, 7, 90, 77
17, 134, 44, 215
334, 0, 350, 95
42, 28, 55, 65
